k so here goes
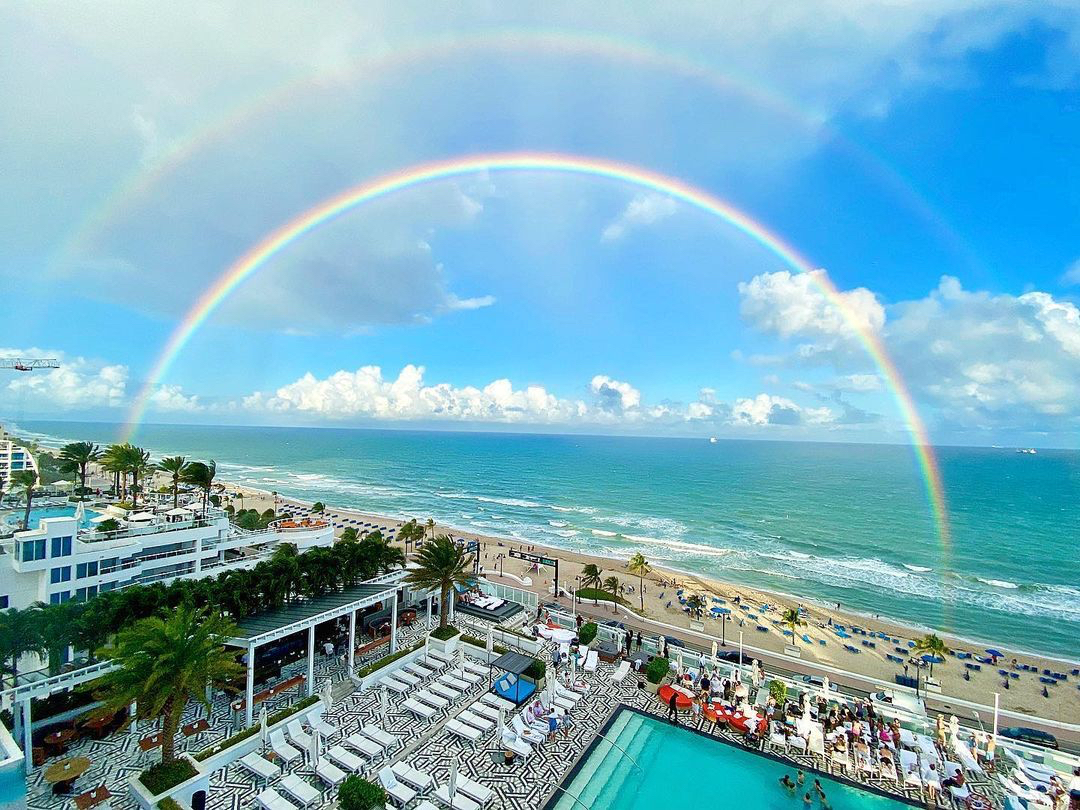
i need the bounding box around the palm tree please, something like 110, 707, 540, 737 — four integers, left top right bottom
33, 602, 81, 675
157, 456, 187, 509
10, 470, 37, 531
686, 593, 706, 618
404, 535, 473, 630
913, 633, 949, 678
0, 607, 46, 682
425, 518, 436, 540
181, 460, 216, 514
603, 576, 621, 612
101, 444, 127, 498
782, 606, 806, 647
340, 527, 359, 543
127, 447, 152, 507
92, 606, 241, 765
58, 441, 100, 495
627, 552, 650, 611
580, 563, 603, 605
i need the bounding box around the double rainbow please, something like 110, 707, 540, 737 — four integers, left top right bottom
125, 151, 950, 552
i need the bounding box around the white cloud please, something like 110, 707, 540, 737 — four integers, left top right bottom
589, 375, 641, 410
147, 384, 203, 412
731, 393, 833, 427
837, 374, 883, 392
601, 194, 678, 242
1060, 258, 1080, 286
0, 348, 127, 410
738, 270, 885, 342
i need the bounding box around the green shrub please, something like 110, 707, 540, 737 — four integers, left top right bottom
193, 695, 319, 761
139, 759, 197, 795
338, 776, 386, 810
461, 634, 507, 655
159, 798, 182, 810
430, 625, 460, 641
524, 658, 546, 680
575, 587, 629, 606
353, 641, 423, 680
645, 656, 670, 685
769, 679, 787, 705
97, 518, 121, 533
578, 622, 598, 645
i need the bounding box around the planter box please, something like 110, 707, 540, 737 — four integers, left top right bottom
427, 632, 461, 657
645, 680, 661, 694
783, 645, 802, 658
128, 755, 209, 810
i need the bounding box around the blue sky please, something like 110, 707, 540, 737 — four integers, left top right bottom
2, 2, 1079, 446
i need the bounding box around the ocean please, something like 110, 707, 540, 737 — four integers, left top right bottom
18, 421, 1080, 659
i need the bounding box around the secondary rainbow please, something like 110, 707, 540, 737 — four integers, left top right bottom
125, 151, 951, 551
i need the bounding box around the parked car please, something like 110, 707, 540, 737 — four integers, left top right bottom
999, 727, 1058, 749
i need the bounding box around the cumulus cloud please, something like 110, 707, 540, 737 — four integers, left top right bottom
731, 393, 833, 427
1060, 258, 1080, 287
0, 348, 127, 410
147, 384, 203, 412
589, 375, 641, 410
601, 194, 678, 242
738, 270, 885, 341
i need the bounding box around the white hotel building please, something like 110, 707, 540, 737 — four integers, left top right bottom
0, 503, 333, 615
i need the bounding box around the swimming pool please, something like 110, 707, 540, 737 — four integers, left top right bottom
2, 505, 100, 529
550, 708, 913, 810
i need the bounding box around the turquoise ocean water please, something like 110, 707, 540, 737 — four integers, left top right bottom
19, 421, 1080, 659
553, 709, 910, 810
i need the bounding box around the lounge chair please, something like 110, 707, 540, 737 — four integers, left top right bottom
416, 690, 451, 710
611, 660, 631, 682
480, 693, 516, 712
392, 761, 435, 793
404, 696, 439, 719
393, 669, 421, 686
240, 752, 281, 782
583, 650, 599, 672
361, 723, 399, 749
452, 668, 482, 685
457, 710, 493, 733
344, 731, 384, 760
499, 730, 532, 759
445, 718, 483, 743
461, 661, 487, 677
279, 774, 320, 808
554, 680, 583, 702
898, 751, 923, 790
269, 729, 303, 765
406, 662, 435, 679
512, 714, 545, 745
944, 762, 971, 801
416, 803, 439, 810
378, 766, 418, 807
307, 714, 338, 739
379, 675, 410, 694
257, 787, 296, 810
315, 757, 348, 788
471, 702, 500, 721
440, 673, 471, 691
434, 784, 481, 810
455, 774, 494, 806
326, 745, 365, 773
286, 720, 312, 751
430, 682, 461, 701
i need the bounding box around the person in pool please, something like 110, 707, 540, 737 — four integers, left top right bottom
804, 794, 813, 810
779, 775, 797, 793
797, 771, 806, 786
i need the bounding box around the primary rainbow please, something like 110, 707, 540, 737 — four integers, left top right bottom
126, 151, 951, 551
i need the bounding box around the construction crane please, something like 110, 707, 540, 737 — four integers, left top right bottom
0, 358, 60, 372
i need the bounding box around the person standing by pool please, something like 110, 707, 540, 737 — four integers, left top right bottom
667, 690, 679, 724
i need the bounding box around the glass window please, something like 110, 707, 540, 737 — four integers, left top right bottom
51, 536, 73, 557
22, 538, 46, 562
76, 561, 99, 578
50, 566, 72, 583
0, 595, 8, 609
49, 591, 71, 605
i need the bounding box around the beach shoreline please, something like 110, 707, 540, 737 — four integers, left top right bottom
223, 479, 1079, 719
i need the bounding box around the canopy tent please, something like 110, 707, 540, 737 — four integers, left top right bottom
490, 651, 537, 705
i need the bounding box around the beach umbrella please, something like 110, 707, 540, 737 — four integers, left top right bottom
449, 761, 459, 801
378, 687, 390, 719
74, 500, 85, 524
496, 707, 506, 741
308, 729, 321, 766
486, 627, 494, 655
457, 642, 465, 668
949, 715, 959, 743
320, 679, 334, 712
570, 654, 577, 683
985, 648, 1003, 659
920, 654, 944, 665
259, 705, 268, 750
820, 676, 830, 702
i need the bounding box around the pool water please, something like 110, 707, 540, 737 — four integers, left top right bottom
3, 505, 100, 529
552, 709, 911, 810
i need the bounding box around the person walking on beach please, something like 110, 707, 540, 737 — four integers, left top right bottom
667, 690, 679, 724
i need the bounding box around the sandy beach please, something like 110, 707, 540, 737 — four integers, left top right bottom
225, 481, 1079, 721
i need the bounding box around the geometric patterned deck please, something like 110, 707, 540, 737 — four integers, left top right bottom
26, 616, 1007, 810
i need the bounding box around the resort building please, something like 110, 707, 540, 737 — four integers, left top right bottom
0, 427, 38, 490
0, 504, 333, 615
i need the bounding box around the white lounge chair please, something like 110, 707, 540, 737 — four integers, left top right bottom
315, 757, 348, 788
440, 673, 471, 691
452, 668, 482, 685
307, 714, 338, 739
430, 682, 461, 700
471, 702, 500, 722
434, 784, 481, 810
326, 744, 365, 773
406, 662, 435, 679
445, 718, 483, 742
404, 698, 438, 719
286, 719, 312, 751
279, 774, 320, 808
378, 766, 418, 807
455, 774, 494, 807
611, 660, 631, 682
461, 661, 487, 677
257, 787, 296, 810
379, 675, 410, 694
240, 752, 281, 782
417, 690, 451, 710
480, 693, 516, 712
392, 761, 435, 793
457, 710, 493, 733
898, 750, 923, 790
344, 731, 384, 760
583, 650, 599, 672
512, 715, 545, 745
361, 723, 399, 749
416, 803, 439, 810
269, 729, 303, 764
499, 730, 532, 760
